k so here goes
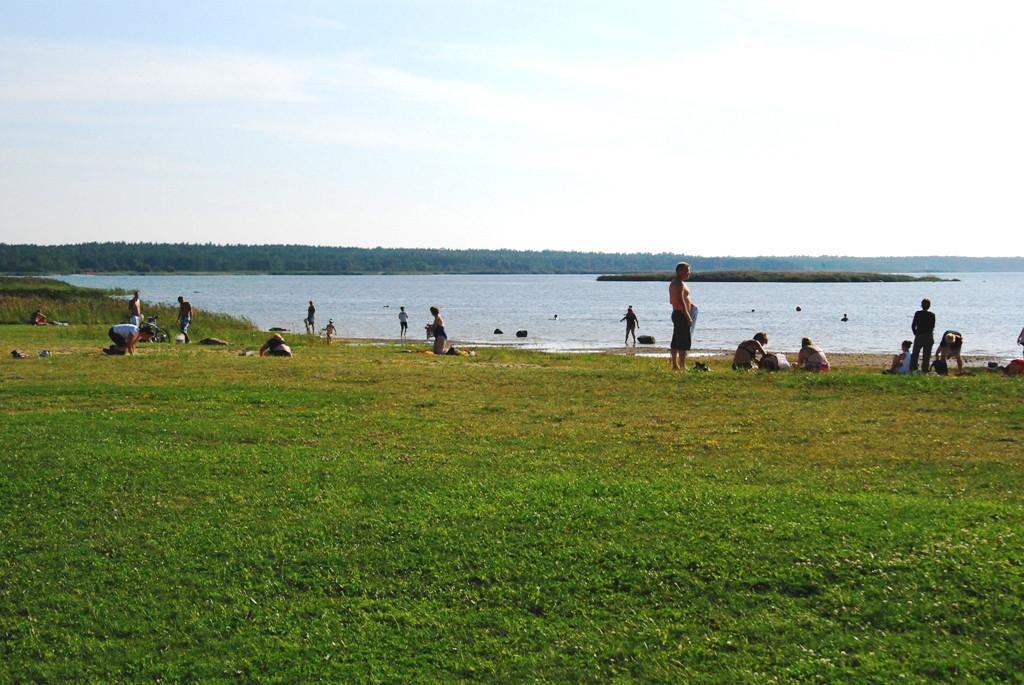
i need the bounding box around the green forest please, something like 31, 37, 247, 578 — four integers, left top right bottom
2, 242, 1022, 274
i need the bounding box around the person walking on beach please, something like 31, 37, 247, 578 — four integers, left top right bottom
621, 306, 639, 345
910, 298, 935, 372
305, 301, 316, 334
668, 262, 694, 371
176, 296, 192, 344
325, 319, 337, 343
399, 306, 409, 339
128, 291, 142, 326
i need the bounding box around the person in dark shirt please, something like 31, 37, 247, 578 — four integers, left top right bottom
620, 306, 639, 345
305, 301, 316, 334
910, 298, 936, 372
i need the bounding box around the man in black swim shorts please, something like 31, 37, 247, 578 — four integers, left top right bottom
668, 262, 693, 371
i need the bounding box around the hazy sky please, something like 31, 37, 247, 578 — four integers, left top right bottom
2, 1, 1022, 256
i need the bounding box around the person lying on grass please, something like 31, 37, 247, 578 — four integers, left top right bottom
259, 334, 292, 357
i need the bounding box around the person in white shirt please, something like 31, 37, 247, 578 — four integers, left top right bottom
885, 340, 913, 374
107, 323, 141, 355
398, 306, 409, 339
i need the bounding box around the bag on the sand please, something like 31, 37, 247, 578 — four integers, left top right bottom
932, 359, 948, 375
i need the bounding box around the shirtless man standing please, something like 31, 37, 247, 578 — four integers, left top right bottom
128, 291, 142, 326
668, 262, 694, 371
176, 295, 193, 343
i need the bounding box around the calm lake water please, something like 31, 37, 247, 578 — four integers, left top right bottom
56, 273, 1024, 358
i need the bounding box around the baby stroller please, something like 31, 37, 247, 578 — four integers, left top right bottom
138, 316, 169, 343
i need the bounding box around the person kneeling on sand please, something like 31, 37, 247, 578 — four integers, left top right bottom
429, 306, 448, 355
797, 337, 831, 372
105, 323, 141, 355
884, 340, 913, 374
733, 332, 768, 369
259, 333, 292, 357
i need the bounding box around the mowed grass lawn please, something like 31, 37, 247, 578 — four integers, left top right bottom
2, 326, 1023, 682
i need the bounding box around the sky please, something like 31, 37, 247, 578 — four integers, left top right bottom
1, 1, 1022, 256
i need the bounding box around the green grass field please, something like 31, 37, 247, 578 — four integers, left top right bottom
2, 319, 1023, 682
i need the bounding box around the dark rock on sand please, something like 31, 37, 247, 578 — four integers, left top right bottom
637, 335, 655, 345
516, 330, 528, 338
494, 328, 503, 335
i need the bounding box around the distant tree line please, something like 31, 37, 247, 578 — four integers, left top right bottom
1, 243, 1021, 274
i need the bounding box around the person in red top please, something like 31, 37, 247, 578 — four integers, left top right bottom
668, 262, 694, 371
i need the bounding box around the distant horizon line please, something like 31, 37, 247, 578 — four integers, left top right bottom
2, 242, 1022, 260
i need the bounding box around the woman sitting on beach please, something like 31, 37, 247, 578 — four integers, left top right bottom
259, 333, 292, 357
797, 337, 831, 372
429, 306, 448, 355
732, 332, 768, 369
884, 340, 913, 374
935, 330, 964, 374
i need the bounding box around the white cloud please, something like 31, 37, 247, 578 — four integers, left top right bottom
0, 37, 314, 102
292, 15, 347, 32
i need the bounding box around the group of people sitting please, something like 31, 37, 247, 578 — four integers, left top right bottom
731, 329, 976, 376
731, 333, 830, 372
887, 330, 965, 375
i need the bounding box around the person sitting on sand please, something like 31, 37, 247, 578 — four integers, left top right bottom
259, 333, 292, 357
325, 320, 336, 343
429, 306, 448, 355
884, 340, 913, 374
733, 332, 768, 370
106, 323, 141, 355
797, 337, 831, 372
935, 330, 964, 374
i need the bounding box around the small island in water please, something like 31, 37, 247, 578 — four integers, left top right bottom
597, 270, 958, 283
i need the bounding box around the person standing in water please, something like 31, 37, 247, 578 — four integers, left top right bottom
668, 262, 694, 371
399, 306, 409, 339
176, 296, 193, 343
305, 300, 316, 334
621, 306, 639, 346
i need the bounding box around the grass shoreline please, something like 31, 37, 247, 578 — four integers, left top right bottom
2, 284, 1023, 681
